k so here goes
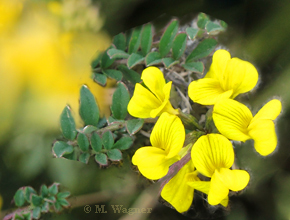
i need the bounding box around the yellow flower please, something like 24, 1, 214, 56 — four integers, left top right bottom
161, 161, 199, 213
188, 49, 258, 105
213, 99, 282, 156
127, 67, 178, 118
190, 134, 250, 205
132, 112, 185, 180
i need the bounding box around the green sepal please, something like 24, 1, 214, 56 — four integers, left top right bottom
186, 38, 217, 62
145, 51, 162, 66
113, 136, 133, 150
91, 132, 102, 152
77, 133, 89, 152
95, 153, 108, 166
107, 149, 122, 161
126, 119, 144, 135
159, 19, 179, 57
52, 141, 74, 158
172, 33, 187, 60
127, 53, 144, 68
111, 82, 130, 120
102, 131, 114, 150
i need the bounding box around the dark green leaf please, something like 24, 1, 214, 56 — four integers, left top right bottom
172, 33, 187, 60
14, 213, 24, 220
91, 132, 102, 152
79, 152, 90, 164
41, 202, 49, 212
46, 196, 56, 203
102, 131, 114, 150
93, 73, 107, 86
107, 149, 122, 161
32, 207, 41, 219
100, 47, 115, 69
77, 133, 89, 152
111, 82, 130, 120
113, 33, 126, 50
24, 187, 36, 203
91, 53, 102, 69
14, 189, 25, 207
54, 201, 62, 212
126, 119, 144, 135
41, 185, 48, 197
60, 106, 77, 140
128, 26, 142, 54
205, 21, 224, 33
162, 57, 179, 68
79, 85, 100, 126
182, 62, 204, 74
107, 48, 129, 59
48, 183, 59, 196
159, 20, 179, 57
197, 13, 210, 29
57, 198, 70, 207
103, 69, 123, 81
145, 51, 162, 66
97, 117, 107, 128
82, 125, 98, 134
127, 53, 144, 68
186, 38, 217, 62
117, 65, 141, 84
113, 137, 133, 150
57, 192, 71, 199
95, 153, 108, 166
107, 116, 124, 124
63, 150, 77, 160
22, 212, 31, 220
53, 141, 74, 158
31, 194, 43, 207
186, 27, 198, 40
141, 23, 153, 56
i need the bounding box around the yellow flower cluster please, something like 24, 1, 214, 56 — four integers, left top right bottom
128, 49, 282, 213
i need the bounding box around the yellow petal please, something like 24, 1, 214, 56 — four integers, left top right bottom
191, 134, 234, 177
248, 119, 277, 156
208, 170, 229, 206
222, 57, 258, 98
141, 66, 166, 101
251, 99, 282, 124
213, 99, 252, 141
151, 112, 185, 158
205, 49, 231, 81
127, 83, 161, 118
132, 146, 178, 180
216, 168, 250, 191
188, 78, 233, 105
161, 161, 196, 213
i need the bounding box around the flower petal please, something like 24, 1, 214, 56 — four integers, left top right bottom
151, 112, 185, 158
222, 57, 258, 98
191, 134, 234, 177
213, 99, 252, 141
188, 78, 233, 105
141, 66, 166, 101
132, 146, 178, 180
127, 83, 161, 118
205, 49, 231, 81
251, 99, 282, 124
216, 168, 250, 192
248, 119, 277, 156
208, 170, 229, 206
161, 161, 196, 213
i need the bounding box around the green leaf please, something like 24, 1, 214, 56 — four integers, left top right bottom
22, 212, 31, 220
220, 20, 228, 29
41, 202, 49, 212
14, 189, 25, 207
41, 185, 48, 197
100, 47, 115, 69
126, 119, 144, 135
102, 69, 123, 81
32, 207, 41, 219
162, 57, 179, 68
186, 27, 198, 40
95, 153, 108, 166
197, 13, 210, 29
107, 48, 129, 59
14, 213, 24, 220
97, 117, 107, 128
111, 82, 130, 120
186, 38, 217, 62
107, 149, 122, 161
182, 62, 204, 74
205, 21, 224, 33
77, 133, 89, 152
24, 187, 36, 203
141, 23, 153, 56
91, 53, 102, 69
172, 33, 187, 60
93, 73, 107, 86
31, 194, 43, 207
107, 116, 124, 124
113, 137, 133, 150
79, 152, 90, 164
113, 33, 126, 50
117, 65, 141, 84
63, 151, 77, 160
102, 131, 114, 150
82, 125, 98, 134
57, 198, 70, 207
57, 192, 71, 199
127, 53, 144, 68
145, 51, 162, 66
46, 196, 56, 203
91, 132, 102, 152
159, 20, 179, 57
60, 106, 77, 140
48, 183, 59, 196
53, 141, 74, 158
54, 201, 62, 212
79, 85, 100, 126
128, 26, 142, 54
